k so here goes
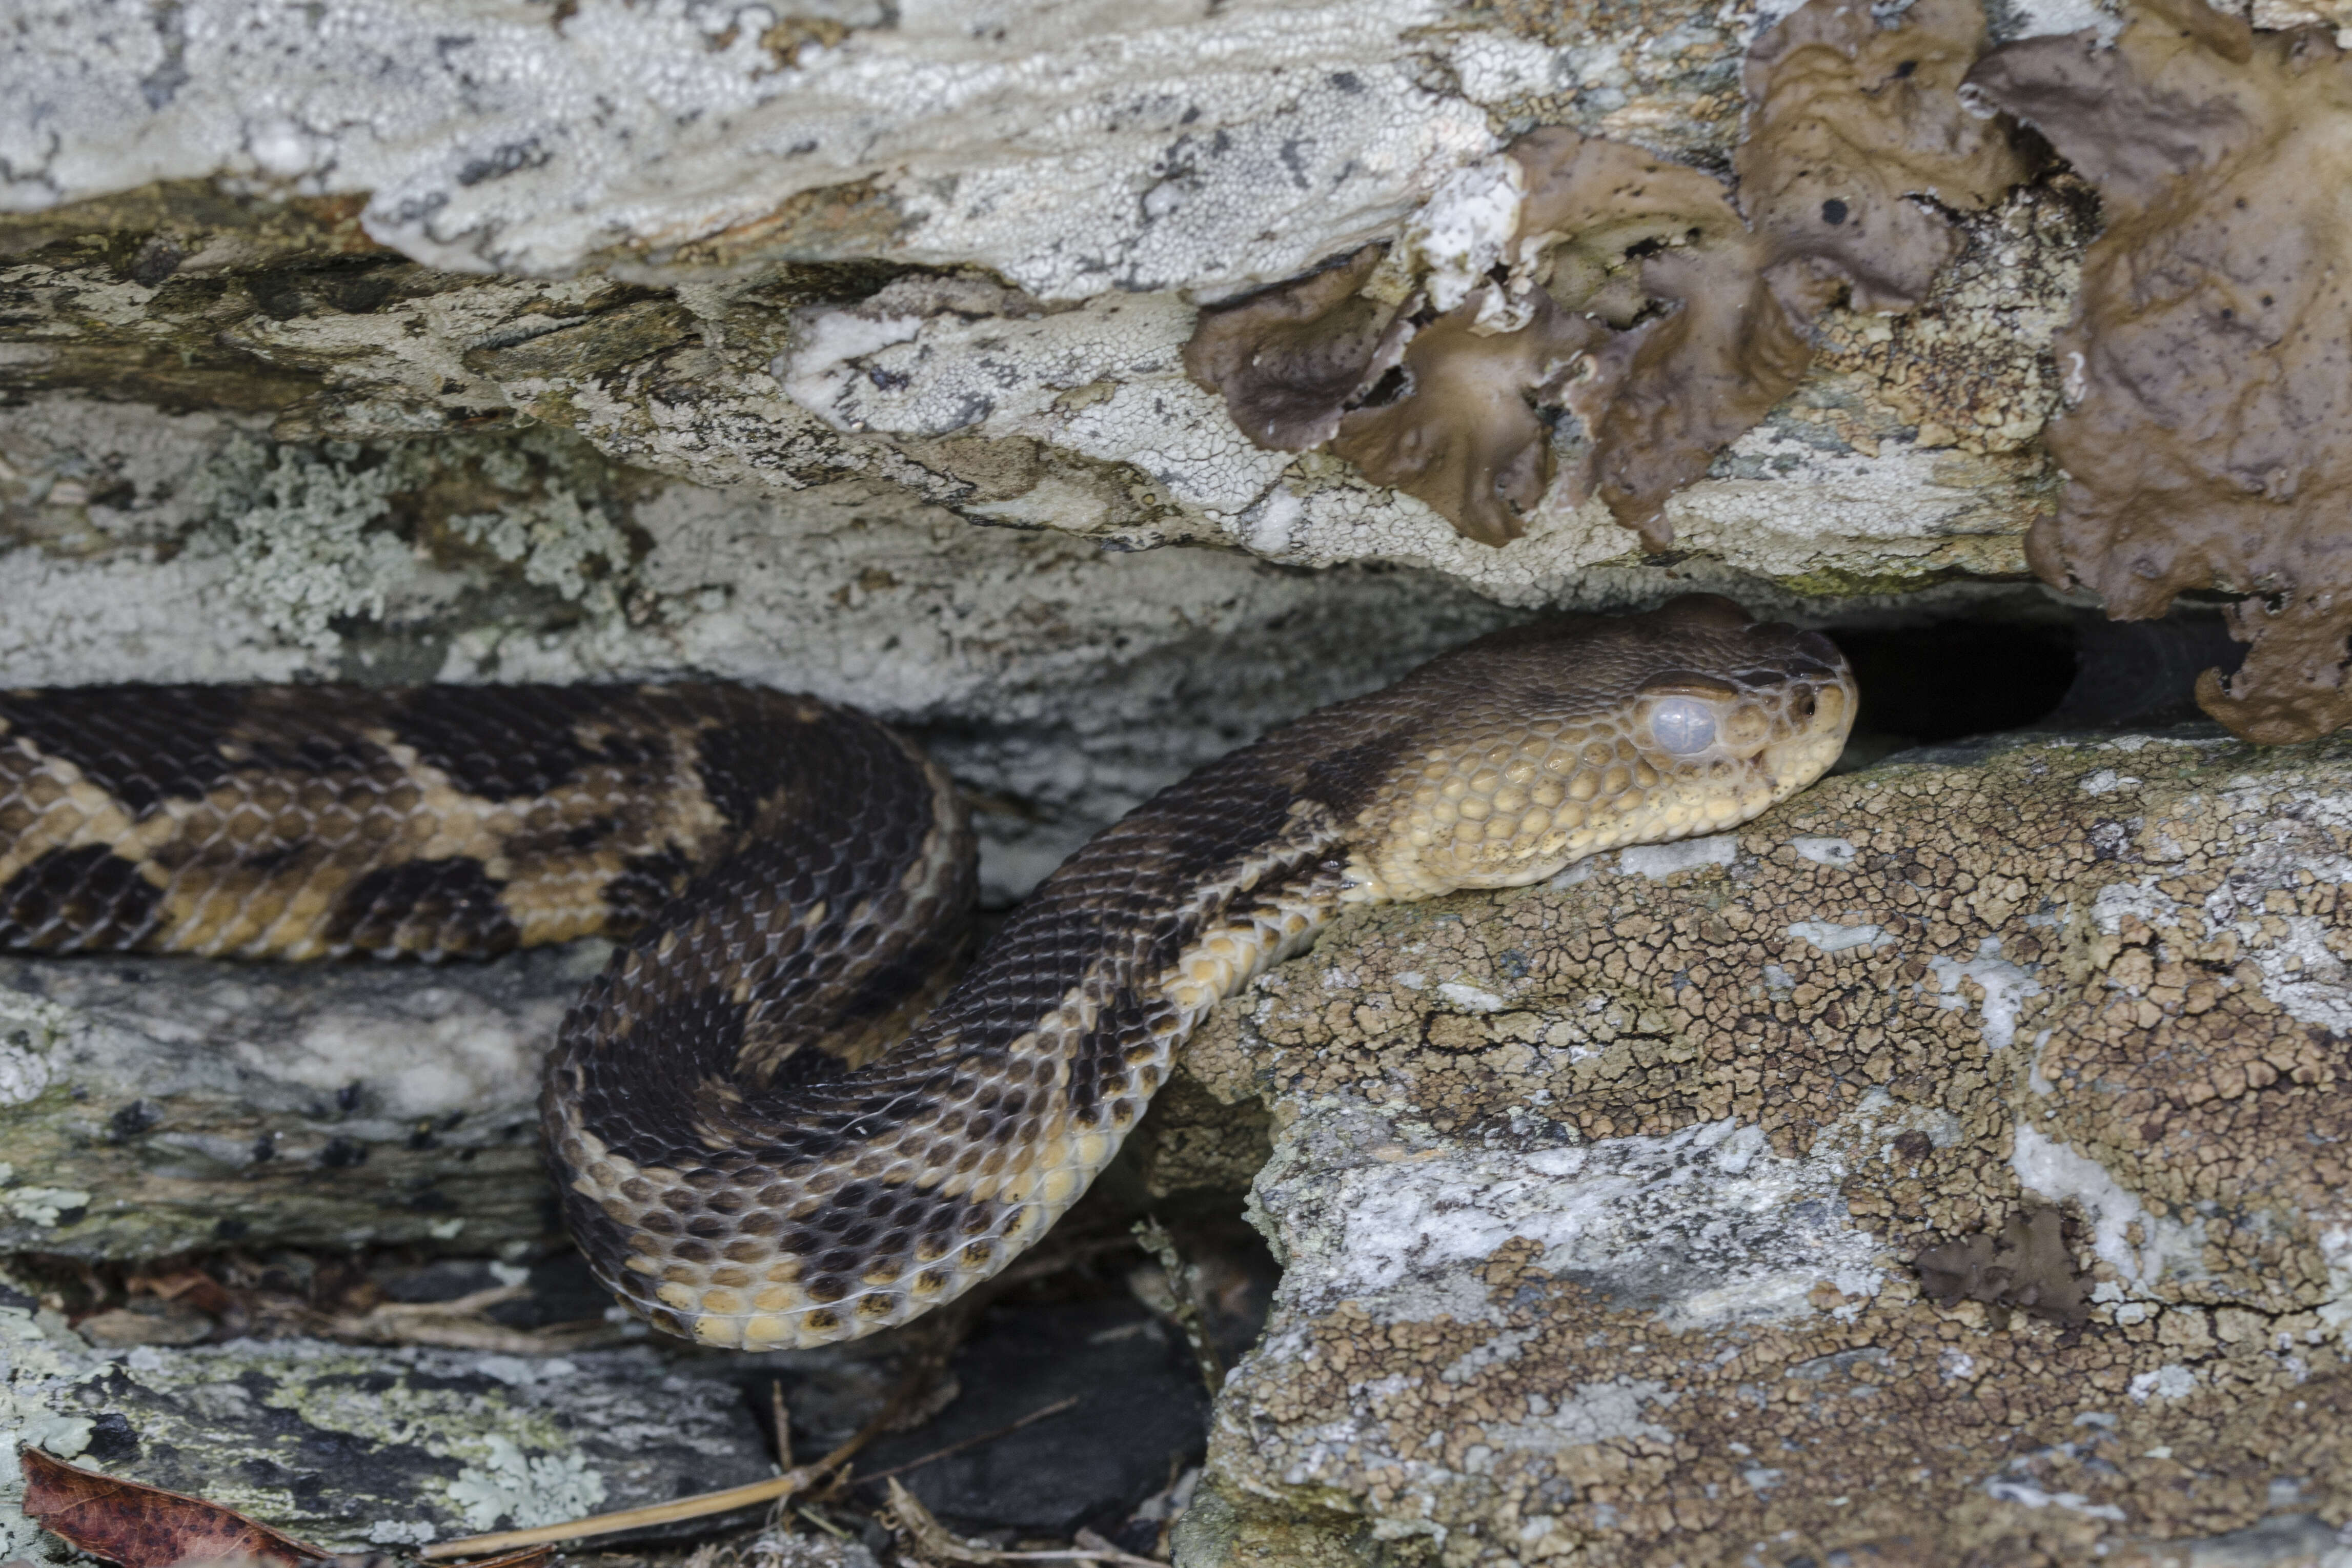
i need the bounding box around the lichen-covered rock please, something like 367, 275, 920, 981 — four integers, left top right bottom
13, 0, 2352, 739
0, 1289, 777, 1560
0, 0, 2098, 610
1168, 730, 2352, 1566
3, 0, 1498, 299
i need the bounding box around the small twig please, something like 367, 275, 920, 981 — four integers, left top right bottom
770, 1379, 794, 1473
795, 1506, 853, 1540
418, 1427, 867, 1559
309, 1285, 622, 1356
1131, 1220, 1223, 1395
885, 1480, 1165, 1568
855, 1394, 1081, 1485
441, 1547, 555, 1568
1076, 1528, 1167, 1568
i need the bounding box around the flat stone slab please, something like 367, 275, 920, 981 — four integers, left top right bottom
0, 946, 601, 1257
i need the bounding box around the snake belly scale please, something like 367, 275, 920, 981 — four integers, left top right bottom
0, 596, 1855, 1350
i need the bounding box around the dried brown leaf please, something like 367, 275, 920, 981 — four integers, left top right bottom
18, 1449, 332, 1568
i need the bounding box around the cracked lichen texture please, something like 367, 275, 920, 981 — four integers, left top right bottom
1166, 732, 2352, 1567
0, 1288, 773, 1557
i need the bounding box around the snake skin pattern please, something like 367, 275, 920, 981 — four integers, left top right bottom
0, 596, 1855, 1350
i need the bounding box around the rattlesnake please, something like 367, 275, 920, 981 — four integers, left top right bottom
0, 595, 1854, 1350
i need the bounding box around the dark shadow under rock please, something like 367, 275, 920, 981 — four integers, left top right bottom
1914, 1206, 2090, 1327
849, 1300, 1211, 1538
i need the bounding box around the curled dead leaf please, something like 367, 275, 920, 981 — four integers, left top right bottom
18, 1448, 330, 1568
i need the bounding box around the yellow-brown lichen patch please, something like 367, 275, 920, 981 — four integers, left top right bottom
1327, 289, 1605, 548
1738, 0, 2032, 317
1185, 0, 2026, 554
1179, 731, 2352, 1567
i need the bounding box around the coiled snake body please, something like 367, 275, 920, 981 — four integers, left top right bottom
0, 596, 1853, 1350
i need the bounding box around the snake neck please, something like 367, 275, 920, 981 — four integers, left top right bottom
548, 759, 1363, 1352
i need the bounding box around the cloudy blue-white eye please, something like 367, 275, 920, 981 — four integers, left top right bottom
1649, 697, 1717, 755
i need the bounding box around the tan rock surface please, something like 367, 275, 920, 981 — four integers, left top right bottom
1168, 730, 2352, 1565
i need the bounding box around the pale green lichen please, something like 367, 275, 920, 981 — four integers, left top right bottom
0, 1155, 92, 1233
1, 1297, 99, 1563
196, 438, 419, 653
0, 999, 59, 1108
444, 1434, 610, 1531
171, 427, 641, 660
259, 1346, 610, 1530
450, 487, 632, 613
0, 1171, 91, 1228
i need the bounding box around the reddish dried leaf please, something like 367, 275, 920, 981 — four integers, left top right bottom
19, 1448, 332, 1568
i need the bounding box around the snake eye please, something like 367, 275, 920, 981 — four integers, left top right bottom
1647, 697, 1718, 756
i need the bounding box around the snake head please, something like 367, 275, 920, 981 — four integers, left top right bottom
1335, 594, 1857, 900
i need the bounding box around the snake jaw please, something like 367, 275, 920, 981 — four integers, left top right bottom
1339, 603, 1857, 903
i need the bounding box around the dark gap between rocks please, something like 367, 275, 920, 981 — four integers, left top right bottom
1827, 605, 2243, 772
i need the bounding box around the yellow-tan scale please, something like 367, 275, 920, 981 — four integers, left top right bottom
1349, 678, 1854, 903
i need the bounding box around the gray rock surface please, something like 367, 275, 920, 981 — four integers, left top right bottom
1165, 728, 2352, 1566
0, 946, 597, 1258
